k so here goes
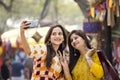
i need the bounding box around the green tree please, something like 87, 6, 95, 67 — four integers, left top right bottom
0, 0, 83, 34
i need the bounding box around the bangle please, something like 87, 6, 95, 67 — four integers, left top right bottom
86, 55, 91, 60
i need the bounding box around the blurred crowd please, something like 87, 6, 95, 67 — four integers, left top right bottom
0, 48, 33, 80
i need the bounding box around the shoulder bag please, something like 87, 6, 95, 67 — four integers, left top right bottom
97, 50, 120, 80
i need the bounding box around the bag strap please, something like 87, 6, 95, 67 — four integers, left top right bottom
97, 50, 120, 80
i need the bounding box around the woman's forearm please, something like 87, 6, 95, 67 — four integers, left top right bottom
20, 23, 31, 56
85, 55, 94, 67
62, 65, 72, 80
59, 52, 72, 80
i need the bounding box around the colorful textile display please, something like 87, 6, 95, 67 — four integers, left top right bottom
83, 21, 101, 33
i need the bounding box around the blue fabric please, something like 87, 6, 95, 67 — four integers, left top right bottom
83, 22, 101, 33
11, 61, 24, 77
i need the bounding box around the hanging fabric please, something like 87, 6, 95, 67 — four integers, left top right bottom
109, 0, 113, 8
107, 7, 112, 26
83, 18, 101, 33
111, 7, 115, 27
116, 0, 120, 17
90, 7, 95, 18
119, 0, 120, 6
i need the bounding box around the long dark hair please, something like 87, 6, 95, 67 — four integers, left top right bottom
68, 30, 92, 72
44, 24, 67, 69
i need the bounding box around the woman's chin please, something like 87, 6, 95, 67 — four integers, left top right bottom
53, 42, 62, 46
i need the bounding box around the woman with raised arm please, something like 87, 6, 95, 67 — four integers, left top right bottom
20, 21, 67, 80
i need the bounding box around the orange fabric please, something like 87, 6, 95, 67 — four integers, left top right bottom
29, 44, 62, 80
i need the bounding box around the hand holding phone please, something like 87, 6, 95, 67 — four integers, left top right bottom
28, 20, 39, 28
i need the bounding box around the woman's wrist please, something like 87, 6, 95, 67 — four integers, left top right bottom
64, 71, 71, 80
63, 66, 71, 79
20, 29, 25, 35
85, 55, 91, 60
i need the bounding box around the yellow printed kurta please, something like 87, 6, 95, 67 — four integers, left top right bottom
67, 52, 104, 80
28, 44, 62, 80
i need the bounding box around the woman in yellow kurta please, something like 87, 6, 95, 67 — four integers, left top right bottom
60, 30, 104, 80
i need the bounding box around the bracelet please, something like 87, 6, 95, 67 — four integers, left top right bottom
85, 55, 91, 60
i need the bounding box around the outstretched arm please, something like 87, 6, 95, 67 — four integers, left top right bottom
20, 21, 31, 56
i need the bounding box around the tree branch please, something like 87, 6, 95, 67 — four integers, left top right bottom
39, 0, 51, 21
0, 0, 14, 12
74, 0, 90, 18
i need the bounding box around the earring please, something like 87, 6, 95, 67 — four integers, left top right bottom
61, 42, 65, 50
74, 49, 77, 56
47, 41, 51, 46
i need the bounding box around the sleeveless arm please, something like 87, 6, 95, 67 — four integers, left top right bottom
20, 21, 31, 56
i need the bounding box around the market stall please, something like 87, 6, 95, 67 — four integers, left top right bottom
1, 27, 50, 48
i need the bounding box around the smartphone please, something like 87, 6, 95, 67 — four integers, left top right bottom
28, 20, 39, 28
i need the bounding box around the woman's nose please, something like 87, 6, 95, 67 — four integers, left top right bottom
56, 34, 60, 37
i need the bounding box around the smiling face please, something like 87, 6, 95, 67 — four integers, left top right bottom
70, 33, 85, 50
50, 27, 64, 46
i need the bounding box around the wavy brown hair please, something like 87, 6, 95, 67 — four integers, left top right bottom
68, 30, 92, 72
44, 24, 67, 69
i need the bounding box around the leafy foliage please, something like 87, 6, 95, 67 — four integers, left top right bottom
0, 0, 84, 34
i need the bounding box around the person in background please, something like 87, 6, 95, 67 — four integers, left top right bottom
15, 49, 27, 64
24, 58, 33, 79
1, 57, 11, 80
20, 21, 67, 80
11, 57, 25, 80
60, 30, 104, 80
